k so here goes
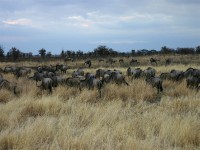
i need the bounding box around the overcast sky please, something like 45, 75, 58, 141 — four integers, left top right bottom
0, 0, 200, 54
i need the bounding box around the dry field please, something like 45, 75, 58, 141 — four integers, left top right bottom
0, 55, 200, 150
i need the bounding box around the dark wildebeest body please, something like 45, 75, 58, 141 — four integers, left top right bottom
51, 76, 66, 87
109, 72, 129, 85
146, 77, 163, 93
142, 67, 156, 78
31, 72, 45, 85
85, 72, 95, 80
4, 67, 16, 74
165, 58, 172, 66
39, 78, 53, 94
169, 70, 184, 81
15, 68, 30, 78
130, 59, 139, 65
56, 64, 68, 74
186, 77, 200, 89
0, 79, 18, 95
119, 59, 124, 64
72, 68, 84, 77
160, 72, 171, 80
85, 60, 92, 68
65, 77, 81, 89
96, 69, 107, 79
79, 77, 104, 97
150, 58, 160, 66
127, 67, 142, 79
193, 69, 200, 78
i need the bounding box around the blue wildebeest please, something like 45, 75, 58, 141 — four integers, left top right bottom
146, 76, 163, 93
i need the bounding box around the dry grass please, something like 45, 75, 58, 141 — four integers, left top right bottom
0, 56, 200, 150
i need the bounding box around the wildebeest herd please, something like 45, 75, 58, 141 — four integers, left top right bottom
0, 58, 200, 98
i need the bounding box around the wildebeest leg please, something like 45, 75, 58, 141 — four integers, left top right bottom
98, 89, 102, 98
123, 78, 129, 86
48, 85, 52, 94
157, 82, 163, 93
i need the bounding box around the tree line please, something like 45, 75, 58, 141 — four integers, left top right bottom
0, 45, 200, 61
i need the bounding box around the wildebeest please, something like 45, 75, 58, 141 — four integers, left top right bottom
3, 66, 17, 74
127, 67, 142, 79
183, 67, 195, 78
65, 77, 81, 89
56, 64, 68, 74
142, 67, 156, 78
169, 69, 184, 81
51, 76, 66, 87
150, 58, 160, 66
14, 68, 31, 78
184, 68, 200, 78
0, 79, 19, 95
79, 76, 104, 97
109, 72, 129, 85
130, 59, 139, 65
146, 76, 163, 93
96, 69, 107, 79
38, 78, 53, 94
85, 72, 95, 80
165, 58, 172, 66
85, 60, 92, 68
72, 68, 84, 77
119, 59, 124, 64
30, 72, 45, 85
186, 76, 200, 89
160, 72, 170, 80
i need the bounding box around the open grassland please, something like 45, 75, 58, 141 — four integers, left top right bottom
0, 55, 200, 150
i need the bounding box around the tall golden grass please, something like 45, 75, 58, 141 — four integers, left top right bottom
0, 55, 200, 150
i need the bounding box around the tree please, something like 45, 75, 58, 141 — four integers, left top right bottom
176, 47, 195, 54
39, 48, 46, 58
93, 45, 118, 57
46, 52, 52, 57
60, 49, 65, 58
9, 47, 21, 61
196, 46, 200, 54
131, 50, 136, 56
161, 46, 174, 54
0, 45, 5, 58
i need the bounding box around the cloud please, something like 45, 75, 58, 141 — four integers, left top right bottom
2, 18, 32, 26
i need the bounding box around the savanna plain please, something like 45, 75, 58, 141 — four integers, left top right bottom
0, 55, 200, 150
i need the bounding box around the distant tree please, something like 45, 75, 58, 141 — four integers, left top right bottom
60, 49, 65, 58
160, 46, 174, 54
66, 50, 72, 57
93, 45, 118, 57
131, 50, 136, 56
176, 47, 195, 54
39, 48, 46, 58
46, 52, 52, 57
76, 50, 84, 58
9, 47, 21, 61
196, 46, 200, 54
0, 45, 5, 58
